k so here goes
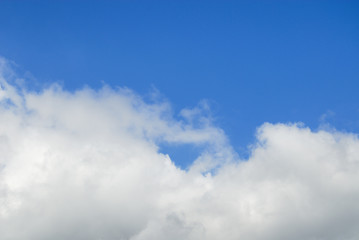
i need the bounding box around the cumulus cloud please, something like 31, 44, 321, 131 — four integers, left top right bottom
1, 57, 359, 240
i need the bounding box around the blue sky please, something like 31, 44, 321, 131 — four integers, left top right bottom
1, 0, 359, 164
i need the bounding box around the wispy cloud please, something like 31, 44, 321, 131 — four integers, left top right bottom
1, 58, 359, 240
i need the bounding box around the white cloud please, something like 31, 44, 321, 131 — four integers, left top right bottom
1, 58, 359, 240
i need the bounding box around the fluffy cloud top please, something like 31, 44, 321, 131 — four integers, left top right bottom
1, 58, 359, 240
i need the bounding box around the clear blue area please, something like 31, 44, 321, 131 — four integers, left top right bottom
1, 1, 358, 167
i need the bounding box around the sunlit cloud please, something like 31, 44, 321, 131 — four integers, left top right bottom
1, 58, 359, 240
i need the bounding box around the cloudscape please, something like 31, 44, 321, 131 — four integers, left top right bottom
1, 1, 359, 239
1, 58, 359, 240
